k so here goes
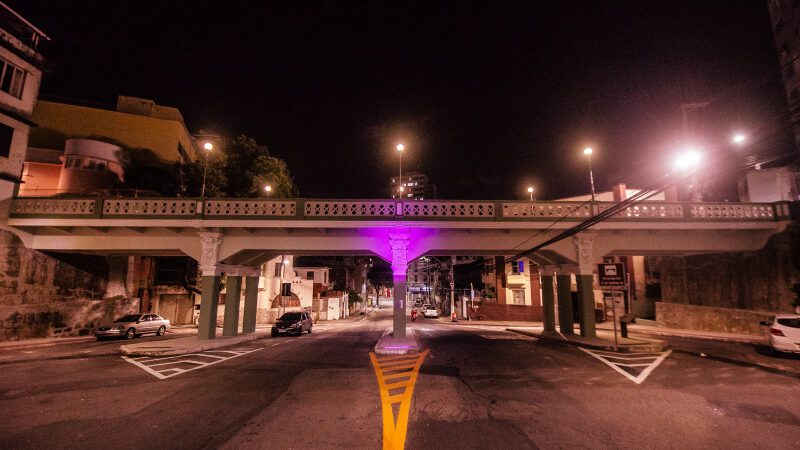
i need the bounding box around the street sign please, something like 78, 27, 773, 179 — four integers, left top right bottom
597, 263, 626, 287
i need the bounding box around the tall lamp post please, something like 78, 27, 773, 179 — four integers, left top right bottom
396, 144, 405, 197
583, 147, 596, 202
200, 142, 213, 198
527, 186, 535, 201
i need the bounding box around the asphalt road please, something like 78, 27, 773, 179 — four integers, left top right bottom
0, 310, 798, 449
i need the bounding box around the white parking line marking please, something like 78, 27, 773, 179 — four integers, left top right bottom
580, 348, 672, 384
122, 348, 263, 380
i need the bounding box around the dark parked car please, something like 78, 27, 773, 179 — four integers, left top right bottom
95, 314, 170, 340
272, 312, 313, 336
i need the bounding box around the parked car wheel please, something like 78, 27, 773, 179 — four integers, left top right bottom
125, 328, 136, 340
296, 327, 303, 336
271, 330, 278, 337
156, 326, 166, 336
307, 325, 312, 334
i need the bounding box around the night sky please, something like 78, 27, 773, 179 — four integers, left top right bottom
13, 1, 796, 200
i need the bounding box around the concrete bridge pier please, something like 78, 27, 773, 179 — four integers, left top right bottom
198, 232, 224, 340
574, 232, 597, 338
389, 230, 410, 339
242, 273, 261, 334
556, 273, 574, 334
540, 268, 557, 332
220, 266, 261, 337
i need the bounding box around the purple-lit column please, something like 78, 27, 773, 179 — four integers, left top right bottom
389, 230, 410, 339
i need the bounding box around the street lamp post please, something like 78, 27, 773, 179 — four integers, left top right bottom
396, 144, 405, 197
264, 184, 272, 198
583, 147, 596, 202
201, 142, 213, 198
527, 186, 535, 201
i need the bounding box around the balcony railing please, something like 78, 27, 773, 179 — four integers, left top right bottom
8, 197, 790, 222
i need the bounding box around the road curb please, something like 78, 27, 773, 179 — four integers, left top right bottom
120, 332, 271, 357
0, 336, 96, 351
621, 328, 764, 345
507, 328, 668, 353
374, 328, 421, 355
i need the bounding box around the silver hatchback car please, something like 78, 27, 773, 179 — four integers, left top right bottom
95, 313, 170, 340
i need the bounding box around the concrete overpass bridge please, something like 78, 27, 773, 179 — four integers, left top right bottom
3, 196, 793, 340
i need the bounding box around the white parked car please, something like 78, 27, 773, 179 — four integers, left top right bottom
761, 314, 800, 354
95, 313, 170, 340
423, 306, 439, 318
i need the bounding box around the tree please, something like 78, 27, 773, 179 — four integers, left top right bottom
184, 135, 298, 198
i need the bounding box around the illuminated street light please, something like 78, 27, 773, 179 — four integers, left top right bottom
396, 143, 405, 197
264, 184, 272, 198
672, 149, 703, 172
201, 142, 213, 198
583, 147, 596, 202
732, 134, 746, 145
527, 186, 535, 201
673, 148, 704, 202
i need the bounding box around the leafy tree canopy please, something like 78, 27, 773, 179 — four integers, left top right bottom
119, 134, 298, 198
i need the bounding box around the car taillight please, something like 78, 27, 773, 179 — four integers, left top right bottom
770, 328, 786, 337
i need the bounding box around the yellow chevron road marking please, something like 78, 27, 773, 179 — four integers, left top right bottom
369, 350, 429, 450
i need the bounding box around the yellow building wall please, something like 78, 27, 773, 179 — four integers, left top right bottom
32, 101, 195, 163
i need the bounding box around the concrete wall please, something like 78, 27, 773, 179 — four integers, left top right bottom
660, 224, 798, 313
655, 302, 773, 335
656, 223, 799, 332
0, 230, 139, 340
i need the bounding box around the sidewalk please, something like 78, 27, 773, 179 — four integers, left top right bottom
505, 320, 800, 377
599, 320, 764, 344
0, 326, 199, 351
507, 326, 668, 353
120, 327, 272, 357
604, 322, 800, 378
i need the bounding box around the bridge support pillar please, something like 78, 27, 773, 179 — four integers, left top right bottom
574, 232, 597, 338
540, 269, 556, 332
198, 275, 221, 340
223, 275, 242, 337
494, 256, 507, 304
556, 274, 574, 334
197, 232, 223, 340
242, 274, 260, 334
389, 230, 410, 339
576, 274, 596, 338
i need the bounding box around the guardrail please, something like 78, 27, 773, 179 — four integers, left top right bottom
8, 197, 789, 222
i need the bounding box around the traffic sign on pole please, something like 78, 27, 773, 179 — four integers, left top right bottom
597, 263, 627, 287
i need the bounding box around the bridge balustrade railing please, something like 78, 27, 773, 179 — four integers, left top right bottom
8, 197, 789, 222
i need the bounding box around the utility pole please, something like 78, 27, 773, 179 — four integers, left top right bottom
680, 102, 709, 202
450, 256, 456, 321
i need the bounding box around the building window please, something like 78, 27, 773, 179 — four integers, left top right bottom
511, 260, 524, 274
306, 271, 314, 280
281, 282, 292, 296
0, 122, 12, 159
0, 58, 25, 99
65, 156, 82, 168
274, 262, 282, 276
84, 159, 107, 171
512, 289, 525, 305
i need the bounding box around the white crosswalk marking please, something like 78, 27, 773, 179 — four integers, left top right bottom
122, 348, 263, 380
580, 348, 672, 384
